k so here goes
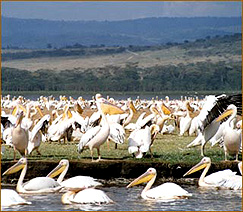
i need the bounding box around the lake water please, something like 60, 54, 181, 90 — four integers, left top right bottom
2, 184, 242, 211
2, 91, 210, 101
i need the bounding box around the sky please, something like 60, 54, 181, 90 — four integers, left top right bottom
1, 1, 241, 21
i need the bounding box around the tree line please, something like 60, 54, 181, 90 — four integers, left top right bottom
2, 60, 241, 92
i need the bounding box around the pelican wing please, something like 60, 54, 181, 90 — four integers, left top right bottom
124, 123, 137, 131
71, 111, 85, 126
30, 115, 50, 141
218, 175, 242, 190
61, 176, 102, 189
138, 114, 155, 129
139, 126, 151, 153
23, 177, 60, 191
78, 126, 101, 152
204, 169, 237, 186
135, 112, 146, 125
71, 188, 113, 204
200, 94, 242, 131
145, 182, 192, 200
108, 123, 125, 144
128, 126, 151, 157
88, 111, 101, 127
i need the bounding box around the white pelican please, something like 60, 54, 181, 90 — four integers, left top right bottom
3, 157, 62, 193
28, 114, 50, 155
128, 124, 160, 158
179, 101, 197, 136
216, 104, 241, 161
47, 159, 102, 190
107, 121, 125, 149
1, 189, 31, 207
12, 111, 28, 161
187, 94, 242, 156
125, 111, 155, 132
61, 187, 113, 205
47, 105, 74, 143
21, 102, 33, 130
127, 168, 192, 200
183, 157, 242, 190
122, 99, 137, 127
78, 94, 124, 161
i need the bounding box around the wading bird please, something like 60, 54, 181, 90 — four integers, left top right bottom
78, 94, 124, 161
12, 111, 28, 161
216, 104, 241, 161
187, 94, 242, 156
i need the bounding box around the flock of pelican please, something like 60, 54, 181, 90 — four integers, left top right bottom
1, 93, 242, 208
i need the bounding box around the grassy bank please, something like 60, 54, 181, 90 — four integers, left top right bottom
2, 132, 241, 184
2, 131, 237, 164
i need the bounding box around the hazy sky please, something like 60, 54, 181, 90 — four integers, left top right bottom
2, 1, 241, 21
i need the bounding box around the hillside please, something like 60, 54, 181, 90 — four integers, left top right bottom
2, 33, 241, 93
2, 16, 241, 48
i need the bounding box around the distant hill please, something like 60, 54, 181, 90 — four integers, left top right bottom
2, 16, 241, 48
2, 34, 241, 92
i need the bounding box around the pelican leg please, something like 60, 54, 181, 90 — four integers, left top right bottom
24, 149, 28, 157
235, 153, 239, 162
149, 147, 154, 158
201, 139, 206, 157
115, 143, 118, 149
13, 147, 16, 161
224, 151, 228, 161
91, 149, 94, 162
107, 139, 110, 151
36, 149, 41, 155
201, 145, 205, 157
97, 148, 101, 161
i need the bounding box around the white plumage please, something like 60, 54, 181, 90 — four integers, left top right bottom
184, 157, 242, 190
128, 126, 151, 158
1, 189, 31, 207
62, 188, 113, 204
127, 168, 192, 200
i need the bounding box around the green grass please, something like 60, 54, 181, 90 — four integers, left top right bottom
2, 132, 233, 165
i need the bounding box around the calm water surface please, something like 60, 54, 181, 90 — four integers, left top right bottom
2, 185, 242, 211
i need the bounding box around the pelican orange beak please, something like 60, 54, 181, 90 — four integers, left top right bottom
183, 160, 207, 177
129, 101, 137, 113
75, 102, 83, 115
62, 105, 73, 120
162, 104, 171, 115
47, 163, 67, 178
35, 105, 44, 117
12, 106, 18, 116
216, 109, 234, 122
14, 111, 24, 127
126, 170, 155, 188
100, 101, 125, 115
3, 158, 26, 175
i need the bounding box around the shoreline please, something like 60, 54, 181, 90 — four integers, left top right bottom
1, 159, 240, 185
